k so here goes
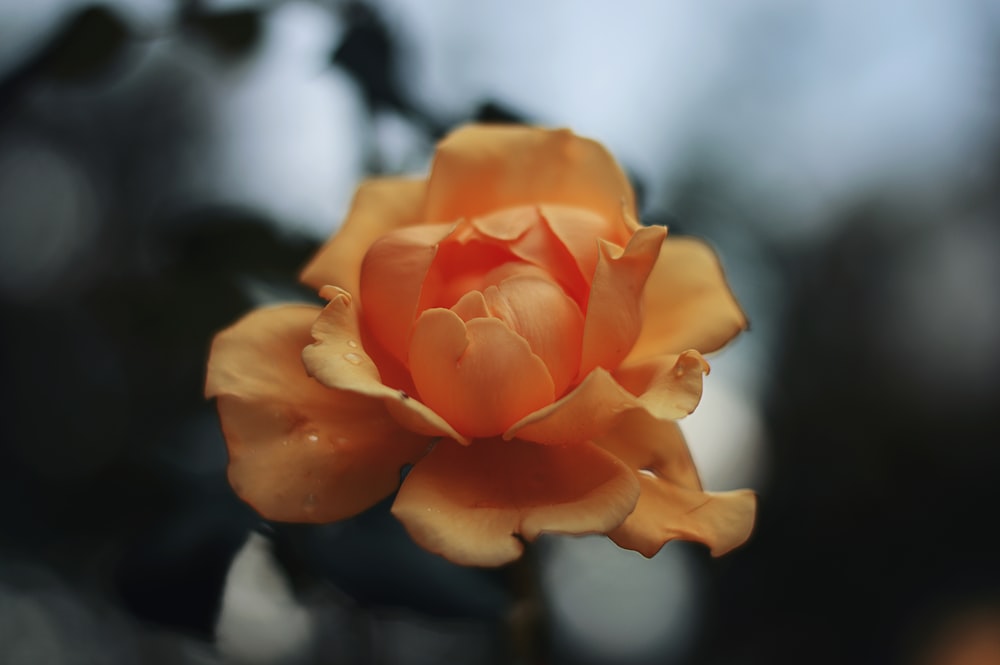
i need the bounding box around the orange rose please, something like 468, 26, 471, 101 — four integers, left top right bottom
206, 125, 756, 566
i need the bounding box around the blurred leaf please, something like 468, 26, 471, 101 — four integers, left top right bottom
472, 100, 526, 125
115, 495, 256, 637
38, 5, 130, 84
183, 8, 263, 59
333, 2, 400, 111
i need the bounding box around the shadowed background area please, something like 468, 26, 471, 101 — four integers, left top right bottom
1, 1, 999, 664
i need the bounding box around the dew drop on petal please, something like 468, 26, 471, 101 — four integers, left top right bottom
343, 353, 363, 365
303, 493, 317, 512
347, 340, 359, 348
306, 433, 319, 443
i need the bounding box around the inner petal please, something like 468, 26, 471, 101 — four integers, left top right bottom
473, 205, 592, 308
358, 223, 452, 365
418, 237, 520, 311
408, 308, 555, 438
482, 274, 584, 396
418, 216, 582, 315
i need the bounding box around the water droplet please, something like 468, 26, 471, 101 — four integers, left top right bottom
343, 353, 362, 365
347, 340, 358, 348
306, 433, 319, 443
303, 493, 317, 511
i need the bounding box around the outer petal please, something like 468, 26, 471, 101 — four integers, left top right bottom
627, 236, 748, 361
423, 125, 636, 228
300, 178, 426, 294
612, 479, 757, 557
578, 225, 667, 378
597, 410, 756, 557
408, 308, 555, 439
392, 437, 641, 567
593, 409, 702, 491
359, 223, 452, 364
205, 306, 430, 522
505, 351, 708, 445
302, 287, 468, 444
206, 304, 325, 403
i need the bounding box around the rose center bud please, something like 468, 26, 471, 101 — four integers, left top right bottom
407, 256, 585, 439
404, 229, 587, 439
452, 262, 585, 396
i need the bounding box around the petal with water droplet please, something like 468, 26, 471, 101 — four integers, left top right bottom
206, 305, 432, 522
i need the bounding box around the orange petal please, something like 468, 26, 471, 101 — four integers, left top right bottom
627, 236, 748, 361
482, 274, 584, 396
302, 287, 467, 444
204, 306, 430, 522
450, 281, 586, 397
611, 478, 756, 557
408, 308, 555, 439
472, 206, 591, 308
392, 437, 640, 567
470, 205, 535, 241
594, 408, 702, 491
301, 178, 426, 295
417, 227, 522, 311
623, 205, 642, 233
423, 125, 636, 228
540, 204, 631, 285
506, 352, 709, 445
450, 289, 491, 321
578, 225, 666, 378
218, 395, 430, 523
505, 368, 635, 445
206, 304, 324, 402
597, 410, 756, 557
614, 350, 710, 421
358, 223, 452, 364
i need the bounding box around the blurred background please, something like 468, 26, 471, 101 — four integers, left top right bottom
2, 0, 1000, 663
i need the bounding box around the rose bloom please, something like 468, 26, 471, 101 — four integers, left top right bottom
206, 125, 756, 566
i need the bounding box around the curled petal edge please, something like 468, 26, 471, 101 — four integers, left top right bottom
578, 225, 666, 379
504, 350, 709, 446
610, 479, 757, 558
597, 410, 756, 557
